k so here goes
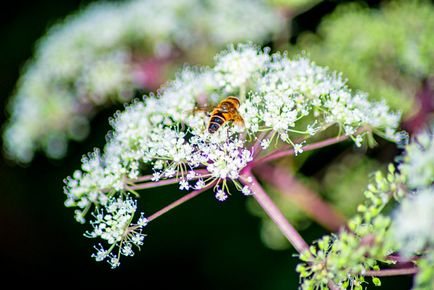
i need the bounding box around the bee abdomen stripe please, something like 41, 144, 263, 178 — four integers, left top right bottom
212, 111, 225, 119
208, 122, 220, 133
210, 116, 225, 124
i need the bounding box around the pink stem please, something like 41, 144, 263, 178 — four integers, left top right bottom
251, 131, 270, 158
240, 170, 340, 289
254, 164, 346, 231
364, 267, 418, 277
240, 170, 309, 253
147, 182, 215, 222
250, 134, 350, 168
128, 177, 181, 191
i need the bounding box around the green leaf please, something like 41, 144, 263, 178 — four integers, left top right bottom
372, 277, 381, 286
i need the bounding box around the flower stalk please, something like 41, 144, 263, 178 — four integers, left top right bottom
148, 182, 216, 222
240, 170, 309, 254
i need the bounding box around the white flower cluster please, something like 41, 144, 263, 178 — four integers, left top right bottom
66, 43, 401, 209
64, 149, 124, 224
3, 0, 283, 163
85, 196, 147, 268
64, 43, 401, 267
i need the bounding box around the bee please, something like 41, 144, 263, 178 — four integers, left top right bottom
194, 96, 244, 133
207, 96, 244, 133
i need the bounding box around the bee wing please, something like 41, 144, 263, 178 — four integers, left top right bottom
186, 106, 211, 115
233, 114, 245, 127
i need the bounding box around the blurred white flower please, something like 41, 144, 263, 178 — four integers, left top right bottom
4, 0, 283, 163
399, 126, 434, 189
392, 188, 434, 257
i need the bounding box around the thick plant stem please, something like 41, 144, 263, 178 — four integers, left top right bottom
240, 170, 340, 289
254, 164, 346, 231
240, 170, 309, 253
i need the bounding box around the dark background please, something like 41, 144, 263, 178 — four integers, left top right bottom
0, 0, 414, 288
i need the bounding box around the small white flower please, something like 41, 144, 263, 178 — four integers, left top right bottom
186, 171, 196, 180
164, 167, 176, 178
74, 210, 86, 224
215, 190, 228, 202
108, 254, 120, 269
91, 244, 108, 262
153, 160, 164, 170
121, 243, 134, 256
354, 135, 363, 147
179, 179, 190, 190
294, 143, 304, 155
344, 125, 356, 136
260, 138, 271, 150
152, 171, 162, 182
137, 214, 148, 227
280, 132, 289, 142
131, 232, 145, 246
307, 122, 319, 136
195, 179, 206, 190
241, 185, 252, 196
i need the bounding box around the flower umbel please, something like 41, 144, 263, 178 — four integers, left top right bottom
85, 196, 147, 268
64, 43, 401, 268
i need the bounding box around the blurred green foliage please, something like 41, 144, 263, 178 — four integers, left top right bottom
296, 0, 434, 116
322, 153, 380, 218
